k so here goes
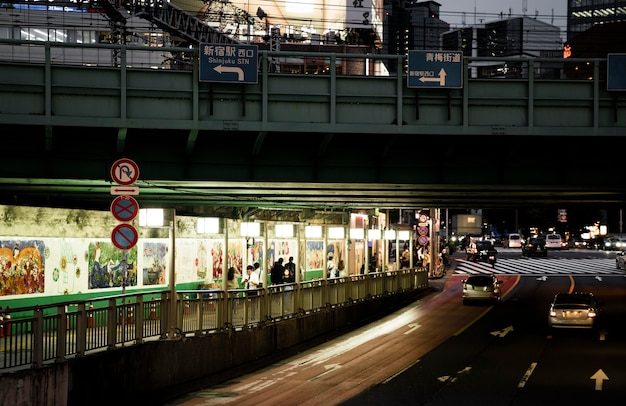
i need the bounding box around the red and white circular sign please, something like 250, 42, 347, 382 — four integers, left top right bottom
110, 196, 139, 222
111, 223, 139, 250
110, 158, 140, 186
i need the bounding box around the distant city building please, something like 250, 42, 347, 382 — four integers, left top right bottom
567, 0, 626, 41
382, 1, 450, 73
442, 16, 561, 78
442, 17, 561, 58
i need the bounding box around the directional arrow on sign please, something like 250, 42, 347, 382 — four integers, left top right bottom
536, 276, 548, 281
590, 369, 608, 391
214, 65, 244, 81
419, 68, 447, 86
490, 326, 514, 338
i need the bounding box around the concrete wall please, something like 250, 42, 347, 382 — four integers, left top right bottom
0, 288, 425, 405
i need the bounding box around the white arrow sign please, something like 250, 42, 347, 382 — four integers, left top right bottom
419, 68, 447, 86
595, 275, 603, 282
404, 323, 422, 335
214, 65, 244, 81
536, 276, 548, 281
490, 326, 514, 338
590, 369, 608, 391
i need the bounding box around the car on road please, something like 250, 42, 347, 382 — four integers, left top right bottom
616, 251, 626, 270
465, 239, 498, 267
522, 237, 547, 257
544, 234, 563, 250
461, 274, 502, 304
603, 237, 626, 251
503, 233, 522, 248
567, 237, 589, 249
548, 292, 600, 330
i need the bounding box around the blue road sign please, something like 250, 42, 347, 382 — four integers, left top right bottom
607, 53, 626, 91
111, 196, 139, 222
199, 43, 258, 84
111, 223, 139, 250
407, 50, 463, 89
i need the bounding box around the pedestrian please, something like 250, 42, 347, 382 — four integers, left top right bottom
254, 262, 264, 288
285, 256, 296, 277
241, 265, 260, 293
282, 266, 295, 283
270, 258, 285, 285
226, 266, 240, 290
327, 254, 337, 278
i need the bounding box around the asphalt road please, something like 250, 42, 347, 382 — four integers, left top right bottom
165, 253, 626, 406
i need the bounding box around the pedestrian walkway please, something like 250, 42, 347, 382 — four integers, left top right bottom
454, 257, 618, 276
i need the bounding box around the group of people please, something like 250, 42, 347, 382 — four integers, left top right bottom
226, 256, 298, 292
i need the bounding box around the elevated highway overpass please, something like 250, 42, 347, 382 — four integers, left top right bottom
1, 40, 625, 217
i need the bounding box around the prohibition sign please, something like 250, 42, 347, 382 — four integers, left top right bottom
111, 158, 140, 186
417, 226, 429, 236
418, 213, 429, 224
111, 223, 139, 250
418, 235, 429, 246
111, 196, 139, 222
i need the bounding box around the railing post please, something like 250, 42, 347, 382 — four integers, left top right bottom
76, 302, 87, 357
107, 298, 117, 350
32, 307, 44, 368
135, 296, 144, 344
56, 306, 67, 362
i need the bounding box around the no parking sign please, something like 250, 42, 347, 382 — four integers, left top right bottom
111, 223, 139, 250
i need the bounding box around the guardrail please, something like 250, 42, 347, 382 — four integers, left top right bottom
0, 38, 604, 81
0, 267, 429, 372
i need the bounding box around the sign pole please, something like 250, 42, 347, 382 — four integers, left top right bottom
169, 208, 177, 339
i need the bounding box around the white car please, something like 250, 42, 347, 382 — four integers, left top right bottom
544, 234, 563, 250
548, 292, 600, 330
504, 233, 522, 248
462, 274, 502, 304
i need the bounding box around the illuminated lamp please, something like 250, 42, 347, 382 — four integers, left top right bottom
350, 228, 364, 239
240, 222, 261, 237
328, 227, 345, 239
384, 230, 396, 240
275, 224, 294, 238
139, 208, 164, 227
368, 229, 381, 240
305, 225, 322, 238
197, 217, 220, 234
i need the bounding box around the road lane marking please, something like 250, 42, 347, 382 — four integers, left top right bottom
590, 369, 608, 390
518, 362, 537, 388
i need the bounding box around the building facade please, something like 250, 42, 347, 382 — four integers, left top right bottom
567, 0, 626, 40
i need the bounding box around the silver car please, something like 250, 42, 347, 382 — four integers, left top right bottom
462, 274, 502, 304
548, 292, 600, 330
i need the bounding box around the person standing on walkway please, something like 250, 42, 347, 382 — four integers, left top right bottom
271, 258, 285, 285
285, 256, 296, 279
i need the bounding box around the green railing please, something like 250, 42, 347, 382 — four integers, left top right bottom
1, 267, 429, 372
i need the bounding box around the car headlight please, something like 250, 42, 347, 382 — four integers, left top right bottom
549, 310, 557, 317
588, 309, 597, 318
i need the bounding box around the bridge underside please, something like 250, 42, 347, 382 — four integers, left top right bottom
1, 124, 623, 221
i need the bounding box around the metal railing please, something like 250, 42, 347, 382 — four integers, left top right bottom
0, 38, 605, 81
0, 268, 429, 372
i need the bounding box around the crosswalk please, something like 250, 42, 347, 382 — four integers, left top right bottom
454, 257, 624, 276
